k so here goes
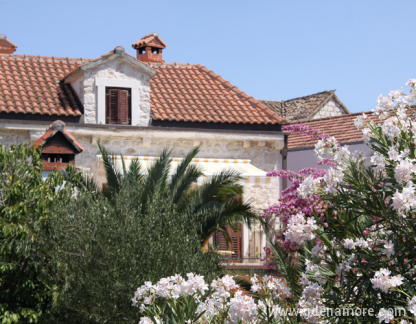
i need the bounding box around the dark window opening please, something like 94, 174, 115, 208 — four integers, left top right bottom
139, 48, 146, 55
151, 47, 159, 54
106, 87, 131, 125
41, 153, 74, 164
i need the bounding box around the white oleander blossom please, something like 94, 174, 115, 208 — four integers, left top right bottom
408, 296, 416, 316
228, 291, 257, 324
377, 308, 395, 323
392, 182, 416, 217
324, 168, 344, 194
382, 240, 395, 258
362, 127, 373, 143
371, 152, 386, 171
395, 158, 416, 184
296, 175, 323, 198
285, 212, 318, 245
370, 268, 404, 293
315, 136, 338, 161
343, 238, 355, 250
354, 113, 367, 129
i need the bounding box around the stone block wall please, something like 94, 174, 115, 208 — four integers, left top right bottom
311, 97, 345, 119
73, 58, 151, 125
0, 129, 282, 212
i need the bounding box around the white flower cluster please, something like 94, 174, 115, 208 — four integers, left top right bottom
284, 212, 318, 245
408, 296, 416, 316
132, 273, 208, 307
370, 268, 404, 293
298, 275, 325, 323
251, 274, 291, 299
133, 274, 294, 324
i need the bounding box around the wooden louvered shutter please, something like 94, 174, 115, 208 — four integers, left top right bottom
118, 89, 129, 124
106, 88, 130, 125
214, 225, 242, 262
231, 224, 242, 261
107, 89, 118, 124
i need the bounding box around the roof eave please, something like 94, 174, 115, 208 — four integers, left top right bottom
332, 93, 350, 114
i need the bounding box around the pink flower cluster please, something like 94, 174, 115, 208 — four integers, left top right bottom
282, 124, 329, 141
264, 168, 328, 222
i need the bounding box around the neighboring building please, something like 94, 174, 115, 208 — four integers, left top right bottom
259, 90, 349, 122
285, 112, 375, 174
0, 33, 287, 267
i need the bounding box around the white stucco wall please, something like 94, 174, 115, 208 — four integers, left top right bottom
311, 98, 345, 119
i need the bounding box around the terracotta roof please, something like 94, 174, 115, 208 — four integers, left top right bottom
146, 62, 283, 124
33, 120, 84, 152
0, 51, 283, 125
0, 54, 88, 116
259, 90, 348, 121
286, 111, 378, 149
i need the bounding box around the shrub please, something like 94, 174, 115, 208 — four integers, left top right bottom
46, 172, 222, 323
0, 144, 71, 324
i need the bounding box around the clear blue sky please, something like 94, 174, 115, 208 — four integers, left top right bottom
1, 0, 415, 114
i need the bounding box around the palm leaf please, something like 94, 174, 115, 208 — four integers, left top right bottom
98, 142, 121, 193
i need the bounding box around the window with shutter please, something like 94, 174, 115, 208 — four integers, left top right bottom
214, 224, 242, 263
106, 88, 131, 125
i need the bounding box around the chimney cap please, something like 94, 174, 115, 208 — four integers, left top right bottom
0, 34, 17, 54
132, 33, 166, 50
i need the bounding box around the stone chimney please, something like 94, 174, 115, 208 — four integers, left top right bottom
132, 33, 166, 63
0, 34, 17, 54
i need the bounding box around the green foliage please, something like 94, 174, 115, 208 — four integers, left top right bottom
98, 144, 264, 246
46, 168, 222, 323
0, 144, 72, 324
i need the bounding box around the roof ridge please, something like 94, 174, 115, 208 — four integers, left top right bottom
282, 90, 335, 103
0, 53, 91, 62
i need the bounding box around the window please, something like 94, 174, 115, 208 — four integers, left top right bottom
214, 224, 242, 263
106, 87, 131, 125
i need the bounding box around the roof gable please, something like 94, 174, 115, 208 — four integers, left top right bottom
34, 120, 84, 153
64, 46, 156, 82
259, 90, 349, 121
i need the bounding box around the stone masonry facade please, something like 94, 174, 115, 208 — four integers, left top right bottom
70, 58, 152, 125
0, 128, 281, 212
311, 97, 345, 119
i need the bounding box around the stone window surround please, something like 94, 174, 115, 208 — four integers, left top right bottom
95, 77, 141, 126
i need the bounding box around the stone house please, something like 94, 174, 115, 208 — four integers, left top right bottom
285, 111, 375, 174
0, 33, 288, 268
259, 90, 349, 121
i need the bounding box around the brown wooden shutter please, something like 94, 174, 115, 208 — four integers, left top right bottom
118, 89, 129, 124
107, 89, 119, 124
214, 225, 242, 262
106, 88, 130, 124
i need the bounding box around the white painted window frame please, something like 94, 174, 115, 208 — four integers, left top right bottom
95, 77, 141, 125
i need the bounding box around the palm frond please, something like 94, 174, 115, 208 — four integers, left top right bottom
126, 158, 143, 185
188, 170, 242, 216
98, 142, 122, 193
140, 149, 172, 213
